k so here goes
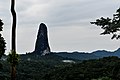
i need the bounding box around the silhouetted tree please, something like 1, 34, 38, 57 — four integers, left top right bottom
91, 8, 120, 39
7, 0, 19, 80
0, 19, 6, 59
0, 19, 6, 69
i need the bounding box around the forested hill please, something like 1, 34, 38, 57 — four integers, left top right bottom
1, 55, 120, 80
0, 48, 120, 80
1, 48, 120, 61
53, 48, 120, 60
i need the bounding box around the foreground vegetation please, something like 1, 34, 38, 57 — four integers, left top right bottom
0, 54, 120, 80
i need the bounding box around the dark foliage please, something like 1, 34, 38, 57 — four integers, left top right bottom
0, 19, 3, 31
0, 19, 6, 69
91, 8, 120, 39
0, 19, 6, 58
1, 54, 120, 80
43, 56, 120, 80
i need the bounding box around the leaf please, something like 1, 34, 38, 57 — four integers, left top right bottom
111, 34, 117, 39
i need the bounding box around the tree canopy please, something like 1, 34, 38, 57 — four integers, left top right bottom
91, 8, 120, 39
0, 19, 6, 58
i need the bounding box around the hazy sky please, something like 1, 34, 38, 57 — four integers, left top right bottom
0, 0, 120, 54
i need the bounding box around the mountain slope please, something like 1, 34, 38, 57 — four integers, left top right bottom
53, 48, 120, 60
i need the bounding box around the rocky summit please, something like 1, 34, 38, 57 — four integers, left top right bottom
33, 23, 51, 55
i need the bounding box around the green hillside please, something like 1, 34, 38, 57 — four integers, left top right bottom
0, 54, 120, 80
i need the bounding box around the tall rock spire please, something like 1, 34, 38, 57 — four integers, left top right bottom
34, 23, 51, 55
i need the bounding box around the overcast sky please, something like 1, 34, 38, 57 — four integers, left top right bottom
0, 0, 120, 54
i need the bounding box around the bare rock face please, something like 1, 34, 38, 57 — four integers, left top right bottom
33, 23, 51, 55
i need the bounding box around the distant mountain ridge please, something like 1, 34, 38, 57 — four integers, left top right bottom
20, 48, 120, 61
30, 23, 120, 60
53, 48, 120, 60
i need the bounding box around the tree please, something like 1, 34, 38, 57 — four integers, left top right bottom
91, 8, 120, 39
0, 19, 6, 59
7, 0, 19, 80
11, 0, 16, 51
0, 19, 6, 69
7, 50, 19, 80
